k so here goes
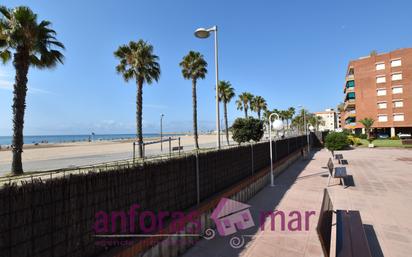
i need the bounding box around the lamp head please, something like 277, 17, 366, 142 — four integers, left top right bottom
272, 119, 284, 131
308, 125, 314, 131
194, 28, 210, 38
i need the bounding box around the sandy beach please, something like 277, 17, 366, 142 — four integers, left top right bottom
0, 134, 232, 175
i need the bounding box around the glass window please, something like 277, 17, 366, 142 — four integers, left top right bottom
392, 87, 403, 94
391, 59, 402, 67
376, 63, 385, 70
377, 89, 386, 96
393, 101, 404, 108
392, 73, 402, 81
393, 114, 404, 121
378, 115, 388, 122
378, 102, 387, 109
376, 76, 386, 83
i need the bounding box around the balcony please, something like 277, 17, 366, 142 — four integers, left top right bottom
346, 74, 355, 82
344, 99, 356, 111
345, 122, 357, 129
345, 86, 355, 94
343, 110, 356, 120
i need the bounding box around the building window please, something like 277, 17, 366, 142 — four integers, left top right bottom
391, 59, 402, 67
376, 63, 385, 71
393, 100, 404, 108
392, 87, 403, 94
393, 114, 404, 121
377, 102, 387, 109
378, 115, 388, 122
376, 76, 386, 83
391, 73, 402, 81
377, 89, 387, 96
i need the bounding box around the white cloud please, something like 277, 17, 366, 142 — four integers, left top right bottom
0, 79, 13, 90
0, 79, 54, 95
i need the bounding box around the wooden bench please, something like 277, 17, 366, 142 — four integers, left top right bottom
327, 158, 347, 187
401, 139, 412, 145
317, 189, 372, 257
172, 146, 183, 151
333, 153, 348, 165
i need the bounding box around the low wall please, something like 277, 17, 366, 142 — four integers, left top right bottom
0, 136, 307, 257
110, 147, 305, 257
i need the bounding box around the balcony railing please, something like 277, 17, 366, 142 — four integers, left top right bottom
346, 74, 355, 82
343, 99, 356, 111
343, 111, 356, 120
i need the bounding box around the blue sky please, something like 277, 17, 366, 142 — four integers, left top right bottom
1, 0, 412, 135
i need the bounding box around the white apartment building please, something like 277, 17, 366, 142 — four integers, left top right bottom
314, 108, 338, 131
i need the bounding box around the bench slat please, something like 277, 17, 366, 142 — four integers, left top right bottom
336, 210, 372, 257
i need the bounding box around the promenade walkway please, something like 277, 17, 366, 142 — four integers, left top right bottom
182, 147, 412, 257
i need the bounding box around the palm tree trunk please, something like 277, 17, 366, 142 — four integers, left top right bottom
11, 49, 30, 175
192, 79, 199, 149
258, 110, 261, 120
244, 107, 248, 118
136, 78, 144, 158
224, 102, 229, 145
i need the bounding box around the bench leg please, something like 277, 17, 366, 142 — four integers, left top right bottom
327, 175, 331, 187
341, 177, 346, 187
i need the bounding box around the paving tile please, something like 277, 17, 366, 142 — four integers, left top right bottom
181, 148, 412, 257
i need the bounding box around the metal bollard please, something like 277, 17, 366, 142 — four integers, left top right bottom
169, 137, 171, 157
178, 137, 181, 156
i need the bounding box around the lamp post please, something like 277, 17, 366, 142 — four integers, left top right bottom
307, 123, 314, 154
269, 113, 284, 187
160, 114, 164, 152
194, 26, 220, 149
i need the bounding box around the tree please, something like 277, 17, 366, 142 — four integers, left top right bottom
310, 115, 325, 131
285, 107, 295, 130
231, 117, 264, 144
236, 92, 253, 118
114, 40, 160, 158
218, 80, 235, 146
180, 51, 207, 149
1, 6, 65, 174
359, 118, 375, 142
325, 132, 349, 152
291, 109, 314, 133
337, 102, 345, 113
251, 95, 267, 120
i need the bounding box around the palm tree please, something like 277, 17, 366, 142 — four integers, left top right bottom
0, 6, 65, 174
285, 107, 295, 130
114, 40, 160, 158
180, 51, 207, 149
359, 118, 375, 142
218, 80, 235, 145
310, 115, 325, 131
236, 92, 254, 118
251, 96, 267, 120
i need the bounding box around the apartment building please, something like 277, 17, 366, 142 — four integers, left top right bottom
342, 48, 412, 136
315, 109, 338, 131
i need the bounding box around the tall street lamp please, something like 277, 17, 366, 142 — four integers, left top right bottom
307, 123, 314, 154
298, 105, 306, 136
269, 113, 284, 187
194, 26, 220, 149
160, 114, 164, 151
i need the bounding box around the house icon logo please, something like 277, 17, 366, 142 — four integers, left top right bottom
211, 198, 255, 236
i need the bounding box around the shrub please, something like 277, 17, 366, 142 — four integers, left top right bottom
358, 134, 367, 139
390, 136, 399, 140
231, 117, 264, 144
347, 135, 362, 146
325, 132, 350, 151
